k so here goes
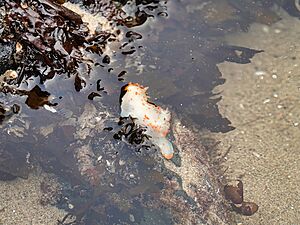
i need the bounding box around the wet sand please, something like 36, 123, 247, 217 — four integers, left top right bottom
0, 170, 67, 225
214, 10, 300, 225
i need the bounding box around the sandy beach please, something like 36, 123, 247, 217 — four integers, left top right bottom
0, 170, 67, 225
214, 10, 300, 225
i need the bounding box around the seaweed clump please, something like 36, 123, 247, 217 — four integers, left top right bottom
1, 0, 165, 82
3, 0, 111, 83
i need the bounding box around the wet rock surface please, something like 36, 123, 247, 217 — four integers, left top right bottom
162, 119, 231, 224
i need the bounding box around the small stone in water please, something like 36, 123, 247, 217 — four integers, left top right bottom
129, 214, 135, 222
97, 155, 102, 162
119, 159, 126, 166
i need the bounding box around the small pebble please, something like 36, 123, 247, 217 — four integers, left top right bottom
255, 71, 266, 76
262, 26, 269, 33
97, 155, 102, 162
119, 159, 126, 166
272, 74, 277, 79
129, 214, 135, 222
274, 29, 281, 34
68, 203, 74, 209
252, 152, 261, 158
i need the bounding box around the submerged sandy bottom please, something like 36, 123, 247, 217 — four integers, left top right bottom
215, 10, 300, 225
0, 170, 67, 225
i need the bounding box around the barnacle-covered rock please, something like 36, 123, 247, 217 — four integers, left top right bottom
161, 119, 231, 225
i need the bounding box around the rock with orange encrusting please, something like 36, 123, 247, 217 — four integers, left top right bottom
120, 82, 174, 159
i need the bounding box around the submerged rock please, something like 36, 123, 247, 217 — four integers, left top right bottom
161, 119, 230, 225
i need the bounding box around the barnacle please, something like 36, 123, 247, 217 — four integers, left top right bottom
120, 83, 174, 159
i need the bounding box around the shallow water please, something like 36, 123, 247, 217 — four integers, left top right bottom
1, 0, 300, 224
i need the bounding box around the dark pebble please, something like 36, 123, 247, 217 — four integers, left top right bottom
224, 180, 244, 204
